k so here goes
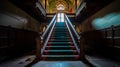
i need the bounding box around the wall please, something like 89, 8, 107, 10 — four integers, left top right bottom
0, 12, 27, 29
79, 0, 120, 32
0, 0, 41, 32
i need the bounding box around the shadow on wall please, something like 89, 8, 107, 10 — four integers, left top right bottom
92, 13, 120, 30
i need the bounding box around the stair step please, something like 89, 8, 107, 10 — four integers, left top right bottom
46, 46, 75, 47
42, 55, 79, 57
52, 34, 69, 36
53, 33, 68, 34
53, 35, 69, 37
42, 55, 79, 61
54, 28, 66, 30
48, 42, 73, 44
48, 42, 73, 45
45, 46, 76, 50
43, 50, 78, 55
44, 50, 77, 52
48, 40, 71, 42
49, 37, 70, 39
55, 28, 66, 29
43, 52, 78, 55
50, 37, 71, 39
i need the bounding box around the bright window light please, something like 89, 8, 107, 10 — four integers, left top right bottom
57, 13, 64, 22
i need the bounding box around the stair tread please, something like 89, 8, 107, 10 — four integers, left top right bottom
48, 42, 73, 44
44, 50, 77, 52
50, 37, 70, 38
48, 40, 71, 42
42, 55, 79, 57
46, 46, 75, 47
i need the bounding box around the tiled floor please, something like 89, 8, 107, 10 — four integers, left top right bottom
0, 55, 120, 67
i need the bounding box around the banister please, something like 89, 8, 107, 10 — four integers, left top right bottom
65, 15, 80, 40
41, 15, 56, 40
65, 20, 80, 53
41, 21, 56, 54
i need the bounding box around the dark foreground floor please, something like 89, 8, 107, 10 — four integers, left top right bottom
0, 54, 120, 67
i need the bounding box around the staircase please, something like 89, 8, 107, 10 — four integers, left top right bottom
42, 22, 79, 61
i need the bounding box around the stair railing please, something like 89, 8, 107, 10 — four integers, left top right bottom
41, 15, 56, 55
65, 14, 86, 59
65, 15, 80, 40
65, 15, 80, 53
64, 15, 86, 59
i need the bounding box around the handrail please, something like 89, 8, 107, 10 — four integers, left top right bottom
65, 20, 80, 53
41, 21, 56, 54
76, 2, 86, 16
75, 0, 83, 12
41, 15, 56, 54
41, 15, 56, 40
65, 15, 80, 40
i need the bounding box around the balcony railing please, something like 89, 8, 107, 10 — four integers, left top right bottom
36, 2, 46, 16
75, 1, 86, 16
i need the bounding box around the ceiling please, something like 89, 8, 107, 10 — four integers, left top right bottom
9, 0, 114, 23
40, 0, 81, 13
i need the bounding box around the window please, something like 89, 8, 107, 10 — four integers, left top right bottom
57, 13, 64, 22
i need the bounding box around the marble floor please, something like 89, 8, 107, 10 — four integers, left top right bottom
0, 55, 120, 67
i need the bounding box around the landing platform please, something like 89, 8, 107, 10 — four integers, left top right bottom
0, 55, 119, 67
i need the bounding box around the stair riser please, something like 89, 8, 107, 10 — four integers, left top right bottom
50, 37, 71, 39
45, 47, 76, 50
47, 44, 74, 46
48, 40, 72, 42
42, 57, 79, 61
43, 52, 78, 55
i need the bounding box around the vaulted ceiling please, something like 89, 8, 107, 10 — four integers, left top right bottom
40, 0, 81, 13
9, 0, 114, 23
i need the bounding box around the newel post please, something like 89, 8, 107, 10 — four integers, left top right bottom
78, 36, 85, 60
36, 34, 41, 60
